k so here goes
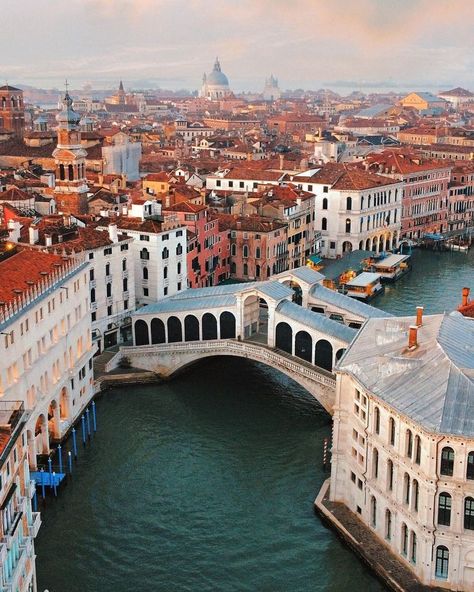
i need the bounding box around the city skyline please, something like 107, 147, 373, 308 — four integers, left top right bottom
3, 0, 473, 92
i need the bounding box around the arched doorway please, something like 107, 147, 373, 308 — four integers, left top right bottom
59, 387, 69, 421
202, 313, 217, 340
184, 315, 200, 342
167, 316, 183, 343
342, 241, 352, 254
282, 281, 303, 305
258, 298, 269, 341
220, 312, 236, 339
27, 429, 37, 469
295, 331, 312, 363
385, 235, 391, 251
134, 320, 149, 345
48, 400, 60, 442
365, 238, 371, 251
378, 235, 384, 252
275, 322, 292, 354
315, 339, 333, 371
243, 294, 259, 338
151, 318, 166, 344
34, 414, 48, 456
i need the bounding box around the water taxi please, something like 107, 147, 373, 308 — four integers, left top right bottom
370, 253, 411, 282
342, 272, 385, 301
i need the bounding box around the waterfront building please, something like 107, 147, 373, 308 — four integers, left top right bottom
330, 308, 474, 590
448, 163, 474, 233
200, 58, 232, 100
0, 85, 25, 138
162, 202, 230, 288
366, 150, 452, 239
0, 248, 94, 468
0, 400, 41, 592
298, 163, 403, 258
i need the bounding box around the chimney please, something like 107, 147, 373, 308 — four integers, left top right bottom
108, 223, 118, 243
416, 306, 424, 327
408, 325, 418, 349
45, 234, 53, 247
279, 154, 284, 170
29, 225, 39, 245
462, 287, 470, 307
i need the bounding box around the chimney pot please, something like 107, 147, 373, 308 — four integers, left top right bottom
408, 325, 418, 349
462, 287, 470, 307
416, 306, 424, 327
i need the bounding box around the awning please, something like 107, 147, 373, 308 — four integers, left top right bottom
308, 255, 322, 264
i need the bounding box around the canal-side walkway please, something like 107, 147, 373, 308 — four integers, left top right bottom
314, 480, 446, 592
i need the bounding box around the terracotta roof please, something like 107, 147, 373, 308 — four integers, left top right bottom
164, 202, 206, 213
294, 163, 398, 190
366, 150, 452, 174
217, 213, 287, 233
144, 172, 169, 182
0, 187, 34, 202
0, 250, 68, 305
109, 216, 164, 233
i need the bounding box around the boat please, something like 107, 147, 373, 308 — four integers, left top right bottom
342, 272, 385, 301
370, 253, 411, 282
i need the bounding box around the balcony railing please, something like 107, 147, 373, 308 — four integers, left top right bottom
28, 512, 41, 539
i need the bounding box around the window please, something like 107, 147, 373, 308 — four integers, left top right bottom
467, 452, 474, 480
177, 262, 181, 275
438, 492, 452, 526
323, 186, 328, 193
123, 278, 128, 292
163, 266, 168, 279
176, 244, 183, 256
414, 435, 421, 465
143, 288, 149, 297
435, 546, 449, 580
231, 244, 236, 256
322, 197, 328, 210
385, 510, 392, 540
321, 217, 327, 231
410, 532, 417, 564
401, 523, 408, 555
140, 234, 150, 241
374, 407, 380, 434
346, 196, 352, 210
345, 218, 351, 233
162, 247, 169, 260
164, 287, 168, 296
142, 267, 148, 280
88, 252, 94, 260
387, 459, 393, 491
255, 247, 261, 259
412, 479, 419, 512
140, 248, 149, 260
177, 282, 182, 291
89, 269, 95, 281
465, 497, 474, 530
106, 283, 112, 297
243, 263, 248, 276
243, 245, 249, 258
351, 472, 356, 483
440, 447, 454, 476
403, 473, 410, 505
370, 496, 376, 527
389, 417, 396, 446
107, 305, 112, 316
406, 429, 413, 458
90, 288, 96, 303
105, 263, 110, 276
372, 448, 379, 479
122, 259, 127, 271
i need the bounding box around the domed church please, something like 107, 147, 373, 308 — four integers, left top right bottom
200, 57, 233, 100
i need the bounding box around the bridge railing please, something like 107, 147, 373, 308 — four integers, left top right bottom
121, 339, 336, 390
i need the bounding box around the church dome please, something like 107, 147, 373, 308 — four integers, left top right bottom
56, 91, 81, 127
206, 58, 229, 87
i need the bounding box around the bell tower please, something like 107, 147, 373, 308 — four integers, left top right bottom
0, 84, 25, 137
52, 87, 89, 215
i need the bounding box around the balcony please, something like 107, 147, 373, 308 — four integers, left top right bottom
27, 480, 35, 499
28, 512, 41, 538
3, 512, 23, 549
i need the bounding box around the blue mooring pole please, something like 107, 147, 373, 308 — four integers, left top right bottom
68, 451, 73, 475
40, 469, 45, 499
72, 427, 78, 459
81, 415, 86, 446
58, 444, 63, 474
33, 491, 37, 512
91, 400, 97, 432
52, 472, 57, 497
86, 408, 91, 439
48, 458, 53, 489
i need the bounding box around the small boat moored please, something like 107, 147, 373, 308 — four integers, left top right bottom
342, 272, 385, 301
370, 253, 411, 282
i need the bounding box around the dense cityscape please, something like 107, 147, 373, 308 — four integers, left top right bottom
0, 2, 473, 591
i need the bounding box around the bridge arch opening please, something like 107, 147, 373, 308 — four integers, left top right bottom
295, 330, 312, 363
275, 322, 292, 354
202, 313, 218, 340
220, 311, 236, 339
335, 348, 346, 362
184, 315, 200, 342
315, 339, 333, 372
281, 280, 302, 305
167, 316, 183, 343
135, 319, 149, 345
151, 318, 166, 344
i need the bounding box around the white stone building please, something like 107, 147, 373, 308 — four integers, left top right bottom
199, 58, 232, 100
0, 249, 94, 468
331, 309, 474, 590
292, 164, 403, 258
102, 132, 142, 182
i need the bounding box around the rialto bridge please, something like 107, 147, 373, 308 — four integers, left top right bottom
121, 267, 390, 413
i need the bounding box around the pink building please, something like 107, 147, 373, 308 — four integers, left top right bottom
366, 150, 452, 239
448, 162, 474, 232
164, 202, 230, 288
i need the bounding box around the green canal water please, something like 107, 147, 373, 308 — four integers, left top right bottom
36, 249, 473, 592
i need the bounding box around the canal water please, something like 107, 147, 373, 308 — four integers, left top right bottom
35, 249, 473, 592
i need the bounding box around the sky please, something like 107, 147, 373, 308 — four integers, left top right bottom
2, 0, 473, 93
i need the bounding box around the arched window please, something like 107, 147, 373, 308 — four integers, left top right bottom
90, 288, 96, 303
361, 196, 364, 210
389, 417, 396, 446
412, 479, 419, 512
403, 472, 410, 505
438, 492, 452, 526
59, 164, 65, 181
440, 447, 454, 476
322, 197, 328, 210
467, 451, 474, 480
243, 263, 248, 276
414, 435, 421, 465
406, 429, 413, 458
177, 262, 181, 275
162, 247, 169, 260
385, 509, 392, 540
373, 448, 379, 479
410, 532, 417, 564
123, 278, 128, 292
374, 407, 380, 434
345, 218, 351, 233
106, 283, 112, 297
465, 497, 474, 530
370, 495, 376, 527
220, 311, 236, 339
368, 195, 371, 208
184, 315, 199, 342
143, 267, 148, 280
346, 196, 352, 211
167, 316, 182, 343
255, 247, 261, 259
231, 244, 236, 256
243, 245, 249, 258
134, 320, 149, 346
163, 266, 168, 279
176, 244, 183, 256
202, 313, 217, 340
435, 546, 449, 579
321, 217, 327, 231
122, 259, 127, 271
275, 322, 292, 354
387, 459, 393, 491
255, 264, 260, 278
401, 523, 408, 555
151, 318, 165, 344
140, 248, 149, 260
68, 164, 74, 181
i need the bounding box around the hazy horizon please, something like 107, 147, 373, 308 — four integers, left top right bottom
2, 0, 473, 93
